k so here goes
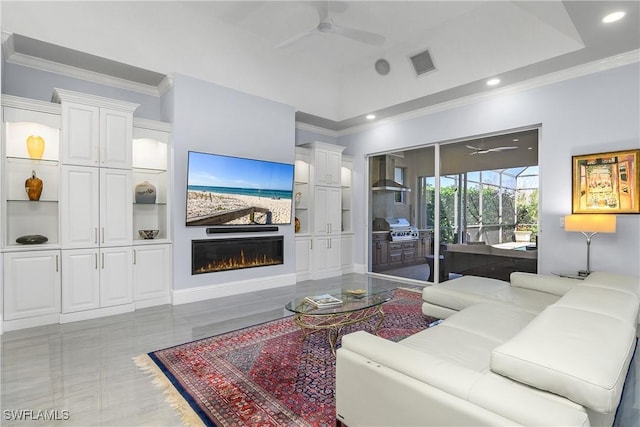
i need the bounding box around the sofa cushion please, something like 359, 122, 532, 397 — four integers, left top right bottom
555, 285, 639, 324
491, 305, 637, 413
510, 272, 577, 296
402, 303, 535, 372
584, 272, 640, 298
422, 275, 558, 315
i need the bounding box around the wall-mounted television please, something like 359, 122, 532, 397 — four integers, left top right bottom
186, 151, 294, 226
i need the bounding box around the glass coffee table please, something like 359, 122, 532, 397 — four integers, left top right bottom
285, 288, 394, 355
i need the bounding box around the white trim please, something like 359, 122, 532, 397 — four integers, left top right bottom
59, 304, 135, 324
353, 263, 367, 275
52, 88, 139, 112
337, 49, 640, 137
134, 295, 171, 309
172, 273, 296, 305
6, 52, 164, 97
1, 94, 61, 114
2, 313, 60, 332
295, 121, 339, 138
157, 75, 174, 96
133, 117, 172, 133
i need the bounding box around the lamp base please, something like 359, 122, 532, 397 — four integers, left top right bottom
577, 270, 591, 277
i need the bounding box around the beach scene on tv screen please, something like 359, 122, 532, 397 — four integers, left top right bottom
186, 152, 294, 226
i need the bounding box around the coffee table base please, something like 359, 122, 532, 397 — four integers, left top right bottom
293, 305, 385, 355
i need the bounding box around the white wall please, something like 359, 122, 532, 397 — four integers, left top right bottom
171, 74, 297, 295
338, 62, 640, 277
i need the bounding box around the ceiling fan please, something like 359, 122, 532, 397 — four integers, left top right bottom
466, 144, 518, 155
274, 1, 386, 49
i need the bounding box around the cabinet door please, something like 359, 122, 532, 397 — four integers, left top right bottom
294, 237, 312, 277
326, 150, 342, 186
61, 102, 100, 166
313, 187, 341, 234
327, 187, 342, 233
3, 251, 60, 320
327, 237, 342, 271
99, 247, 133, 307
61, 249, 100, 313
313, 236, 341, 275
341, 234, 353, 269
133, 244, 170, 301
100, 168, 132, 247
100, 108, 132, 169
61, 166, 100, 248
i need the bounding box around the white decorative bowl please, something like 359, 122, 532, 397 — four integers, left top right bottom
138, 229, 159, 239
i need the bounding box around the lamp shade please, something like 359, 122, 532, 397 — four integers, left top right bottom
564, 214, 616, 233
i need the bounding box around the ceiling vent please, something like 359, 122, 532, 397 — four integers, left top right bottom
409, 49, 435, 76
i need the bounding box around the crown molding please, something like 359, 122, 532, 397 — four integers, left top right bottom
1, 94, 61, 114
336, 49, 640, 137
157, 75, 174, 96
133, 117, 172, 133
294, 121, 339, 138
52, 88, 140, 112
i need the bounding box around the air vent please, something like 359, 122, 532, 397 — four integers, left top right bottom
409, 49, 435, 76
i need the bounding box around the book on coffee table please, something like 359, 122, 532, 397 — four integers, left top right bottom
304, 294, 343, 308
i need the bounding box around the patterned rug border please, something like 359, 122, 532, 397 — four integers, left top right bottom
134, 287, 427, 426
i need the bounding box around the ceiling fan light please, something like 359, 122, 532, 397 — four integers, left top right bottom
603, 11, 625, 23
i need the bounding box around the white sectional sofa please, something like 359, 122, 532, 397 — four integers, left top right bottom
335, 272, 639, 426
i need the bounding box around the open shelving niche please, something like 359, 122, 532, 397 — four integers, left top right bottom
132, 119, 172, 245
294, 147, 311, 235
2, 99, 62, 250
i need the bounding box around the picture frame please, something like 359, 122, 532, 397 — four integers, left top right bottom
572, 149, 640, 214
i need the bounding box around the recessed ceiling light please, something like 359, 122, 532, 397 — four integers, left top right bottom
487, 78, 501, 86
513, 138, 519, 142
603, 11, 625, 23
366, 114, 376, 120
528, 147, 533, 150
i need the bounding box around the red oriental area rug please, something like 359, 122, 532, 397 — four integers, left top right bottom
135, 288, 436, 426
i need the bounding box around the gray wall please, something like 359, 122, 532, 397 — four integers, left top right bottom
171, 74, 296, 291
2, 62, 164, 120
339, 62, 640, 277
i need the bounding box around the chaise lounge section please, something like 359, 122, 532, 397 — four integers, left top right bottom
336, 272, 639, 426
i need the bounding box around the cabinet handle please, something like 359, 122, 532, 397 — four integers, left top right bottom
55, 255, 59, 272
95, 253, 98, 269
101, 253, 105, 269
310, 240, 313, 250
101, 227, 105, 244
94, 228, 98, 244
133, 250, 137, 265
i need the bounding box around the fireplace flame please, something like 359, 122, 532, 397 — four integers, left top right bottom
194, 249, 282, 274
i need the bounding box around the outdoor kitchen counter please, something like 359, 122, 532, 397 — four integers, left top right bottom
445, 243, 537, 281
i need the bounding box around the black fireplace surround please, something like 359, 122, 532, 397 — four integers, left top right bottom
192, 236, 284, 275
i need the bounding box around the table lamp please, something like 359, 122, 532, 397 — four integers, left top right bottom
564, 214, 616, 276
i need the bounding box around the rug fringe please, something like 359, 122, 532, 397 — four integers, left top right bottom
133, 354, 206, 427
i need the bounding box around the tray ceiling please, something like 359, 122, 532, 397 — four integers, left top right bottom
1, 1, 638, 131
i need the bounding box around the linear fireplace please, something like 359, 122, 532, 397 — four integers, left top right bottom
192, 236, 284, 275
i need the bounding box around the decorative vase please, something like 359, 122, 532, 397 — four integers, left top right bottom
514, 230, 532, 243
295, 217, 301, 233
25, 170, 43, 201
135, 181, 156, 204
26, 135, 45, 159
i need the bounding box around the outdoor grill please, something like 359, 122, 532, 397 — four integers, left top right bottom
373, 217, 419, 241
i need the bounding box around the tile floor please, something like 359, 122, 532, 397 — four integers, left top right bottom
1, 273, 638, 426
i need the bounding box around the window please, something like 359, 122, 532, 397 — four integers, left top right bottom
394, 166, 406, 203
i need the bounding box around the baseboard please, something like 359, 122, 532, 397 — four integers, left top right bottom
172, 273, 296, 305
2, 313, 60, 332
353, 263, 367, 274
59, 303, 135, 324
134, 295, 172, 309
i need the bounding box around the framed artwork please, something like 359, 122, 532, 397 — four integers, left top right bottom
572, 149, 640, 214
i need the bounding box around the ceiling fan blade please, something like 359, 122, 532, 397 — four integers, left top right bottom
274, 30, 315, 49
333, 24, 386, 46
487, 146, 518, 152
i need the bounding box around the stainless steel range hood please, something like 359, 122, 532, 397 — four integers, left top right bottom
372, 155, 411, 192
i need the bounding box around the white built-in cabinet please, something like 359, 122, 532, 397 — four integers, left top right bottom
3, 250, 60, 321
133, 244, 171, 305
1, 91, 172, 331
295, 142, 350, 280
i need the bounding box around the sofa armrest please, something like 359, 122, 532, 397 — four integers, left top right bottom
510, 272, 576, 296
